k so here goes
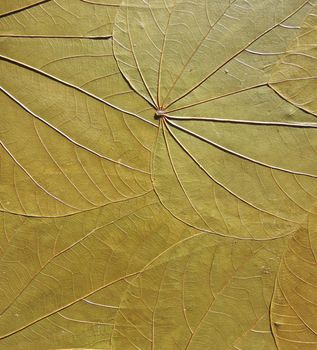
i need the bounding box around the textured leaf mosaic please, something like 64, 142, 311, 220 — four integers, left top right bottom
0, 0, 317, 349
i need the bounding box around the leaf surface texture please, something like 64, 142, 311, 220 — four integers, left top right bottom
0, 0, 317, 349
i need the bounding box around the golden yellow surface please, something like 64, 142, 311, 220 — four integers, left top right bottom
0, 0, 316, 349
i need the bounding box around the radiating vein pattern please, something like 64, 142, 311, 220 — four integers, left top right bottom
153, 119, 317, 239
113, 0, 317, 238
1, 0, 317, 349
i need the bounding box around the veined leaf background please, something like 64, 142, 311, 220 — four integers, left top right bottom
0, 0, 317, 349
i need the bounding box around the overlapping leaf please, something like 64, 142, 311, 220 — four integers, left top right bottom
0, 24, 156, 217
0, 194, 194, 349
270, 3, 317, 116
1, 0, 317, 349
113, 236, 286, 349
271, 211, 317, 350
114, 0, 317, 238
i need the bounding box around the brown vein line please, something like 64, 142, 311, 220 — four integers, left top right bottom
166, 119, 317, 178
164, 1, 310, 109
165, 114, 317, 128
165, 122, 297, 224
0, 34, 112, 39
166, 83, 268, 113
0, 87, 150, 174
0, 0, 51, 18
0, 55, 157, 128
0, 141, 80, 211
161, 1, 232, 107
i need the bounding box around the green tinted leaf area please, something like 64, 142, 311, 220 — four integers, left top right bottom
0, 0, 317, 349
